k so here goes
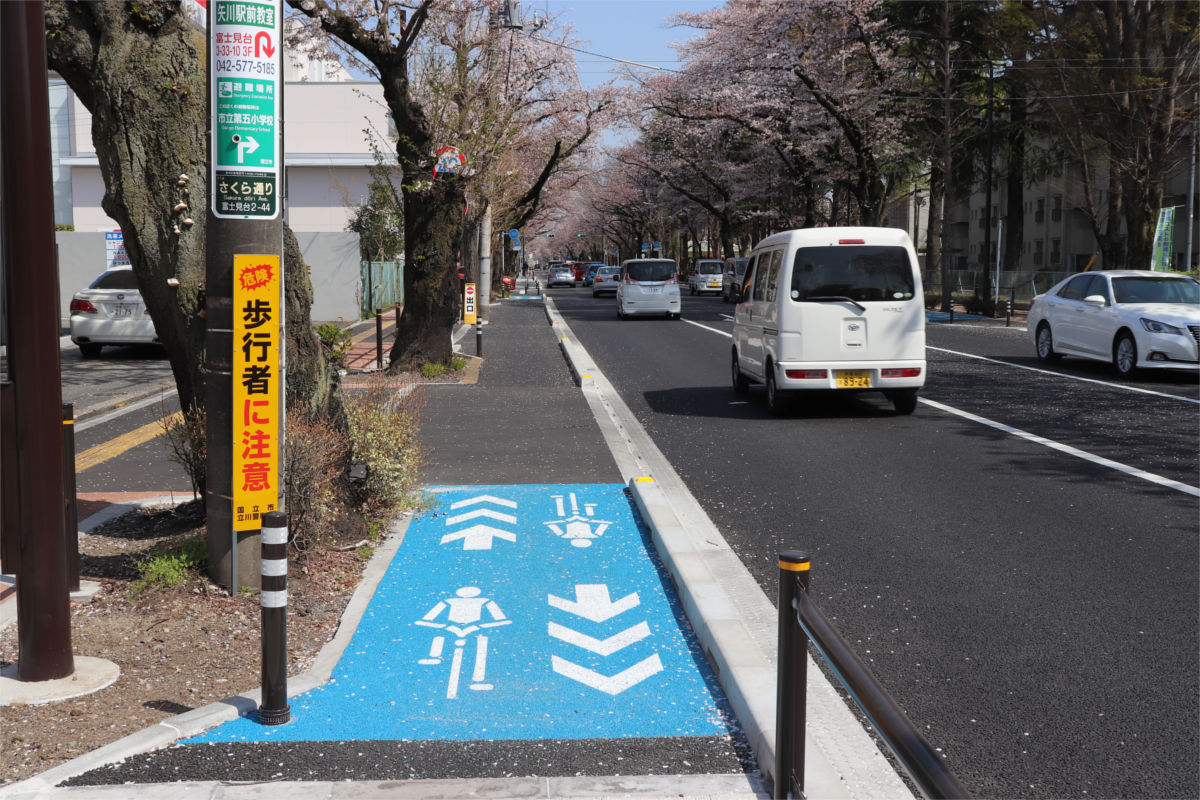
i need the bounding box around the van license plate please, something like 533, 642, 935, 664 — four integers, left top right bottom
835, 370, 871, 388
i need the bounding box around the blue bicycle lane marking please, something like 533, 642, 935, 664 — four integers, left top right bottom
190, 484, 735, 743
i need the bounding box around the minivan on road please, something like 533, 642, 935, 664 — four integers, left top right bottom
731, 227, 925, 414
617, 258, 681, 319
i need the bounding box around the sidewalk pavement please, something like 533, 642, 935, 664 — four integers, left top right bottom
3, 293, 911, 800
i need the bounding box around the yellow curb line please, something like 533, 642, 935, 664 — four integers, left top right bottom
75, 412, 182, 473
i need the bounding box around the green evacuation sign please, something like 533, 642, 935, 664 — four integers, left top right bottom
210, 0, 282, 219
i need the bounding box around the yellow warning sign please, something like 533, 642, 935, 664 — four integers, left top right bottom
232, 254, 281, 531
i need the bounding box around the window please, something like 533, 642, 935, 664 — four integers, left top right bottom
1056, 274, 1094, 301
1112, 276, 1200, 305
790, 245, 915, 303
741, 254, 759, 300
754, 250, 780, 301
624, 260, 675, 282
1052, 196, 1062, 222
1035, 199, 1045, 224
88, 268, 138, 290
764, 250, 783, 302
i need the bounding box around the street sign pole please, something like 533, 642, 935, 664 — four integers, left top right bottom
206, 0, 285, 592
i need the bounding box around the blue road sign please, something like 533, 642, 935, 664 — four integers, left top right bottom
641, 243, 649, 252
190, 484, 732, 743
508, 228, 520, 240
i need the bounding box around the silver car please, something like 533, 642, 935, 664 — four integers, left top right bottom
69, 267, 160, 357
616, 258, 681, 319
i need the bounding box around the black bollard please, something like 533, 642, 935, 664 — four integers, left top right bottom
62, 404, 79, 592
775, 551, 810, 799
375, 310, 383, 369
259, 511, 290, 725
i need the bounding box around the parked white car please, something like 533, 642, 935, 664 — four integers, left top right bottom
1028, 270, 1200, 378
69, 267, 159, 358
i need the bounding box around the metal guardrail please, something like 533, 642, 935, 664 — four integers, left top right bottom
775, 551, 969, 799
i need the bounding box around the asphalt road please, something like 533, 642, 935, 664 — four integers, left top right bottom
544, 286, 1199, 800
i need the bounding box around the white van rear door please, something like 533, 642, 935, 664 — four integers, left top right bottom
785, 242, 923, 363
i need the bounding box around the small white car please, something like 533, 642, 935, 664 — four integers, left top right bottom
617, 258, 681, 319
1028, 270, 1200, 378
688, 259, 725, 295
69, 267, 160, 358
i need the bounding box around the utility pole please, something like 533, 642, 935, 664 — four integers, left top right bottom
1, 0, 74, 681
206, 0, 285, 591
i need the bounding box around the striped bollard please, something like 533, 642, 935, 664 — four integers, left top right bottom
259, 511, 290, 725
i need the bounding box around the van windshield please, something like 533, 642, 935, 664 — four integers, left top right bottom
696, 261, 722, 274
790, 246, 915, 302
626, 260, 676, 282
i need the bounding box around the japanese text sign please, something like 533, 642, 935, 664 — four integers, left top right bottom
232, 254, 281, 530
210, 0, 282, 219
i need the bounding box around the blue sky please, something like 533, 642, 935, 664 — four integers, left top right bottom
541, 0, 722, 88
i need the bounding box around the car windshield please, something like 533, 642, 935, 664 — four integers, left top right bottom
729, 258, 748, 276
791, 246, 914, 302
626, 260, 676, 282
598, 267, 620, 275
88, 269, 139, 291
1111, 276, 1200, 305
696, 261, 722, 274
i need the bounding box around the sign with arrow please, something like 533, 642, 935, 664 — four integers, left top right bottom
210, 0, 282, 219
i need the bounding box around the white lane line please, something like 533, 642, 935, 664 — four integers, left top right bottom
929, 346, 1199, 404
682, 318, 732, 338
75, 389, 179, 433
919, 397, 1200, 497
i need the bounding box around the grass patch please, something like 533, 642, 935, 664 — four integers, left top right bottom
129, 536, 207, 595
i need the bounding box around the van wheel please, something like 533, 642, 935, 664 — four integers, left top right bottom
888, 389, 918, 415
731, 349, 749, 393
765, 368, 789, 415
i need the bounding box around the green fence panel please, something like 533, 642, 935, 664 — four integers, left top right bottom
360, 260, 404, 317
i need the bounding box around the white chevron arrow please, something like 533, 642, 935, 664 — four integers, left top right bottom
551, 654, 663, 695
450, 494, 518, 510
548, 621, 651, 656
547, 584, 639, 623
446, 508, 517, 526
440, 524, 517, 550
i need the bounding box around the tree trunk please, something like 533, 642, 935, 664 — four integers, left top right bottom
389, 177, 466, 368
45, 1, 336, 430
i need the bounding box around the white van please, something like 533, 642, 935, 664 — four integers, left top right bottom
731, 227, 925, 414
617, 258, 682, 319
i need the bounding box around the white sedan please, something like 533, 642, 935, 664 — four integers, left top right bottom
69, 267, 160, 357
1028, 270, 1199, 378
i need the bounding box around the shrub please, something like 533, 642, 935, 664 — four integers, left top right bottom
449, 356, 467, 371
160, 402, 206, 499
129, 536, 207, 595
343, 376, 424, 513
420, 362, 446, 379
315, 322, 353, 369
284, 413, 351, 557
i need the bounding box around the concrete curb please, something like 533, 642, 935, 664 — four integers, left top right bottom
542, 297, 913, 800
2, 515, 414, 796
